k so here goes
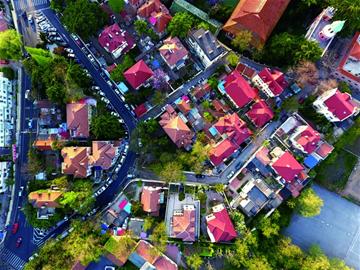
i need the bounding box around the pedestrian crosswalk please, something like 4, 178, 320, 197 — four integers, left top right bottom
32, 227, 48, 247
13, 0, 49, 12
0, 245, 27, 270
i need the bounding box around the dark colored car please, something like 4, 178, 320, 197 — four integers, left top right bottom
16, 237, 22, 248
12, 223, 19, 234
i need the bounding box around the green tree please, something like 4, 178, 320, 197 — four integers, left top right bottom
62, 0, 107, 39
329, 258, 353, 270
275, 237, 305, 270
328, 0, 360, 35
258, 210, 281, 238
134, 19, 149, 36
302, 245, 330, 270
158, 162, 185, 183
108, 0, 124, 13
229, 211, 247, 235
46, 83, 67, 104
246, 256, 272, 270
282, 96, 300, 112
167, 12, 194, 38
149, 222, 168, 253
197, 21, 210, 31
110, 55, 134, 82
27, 148, 44, 176
0, 30, 22, 60
0, 67, 15, 80
226, 51, 239, 67
294, 40, 322, 64
91, 114, 125, 140
231, 30, 252, 52
143, 216, 155, 231
207, 76, 218, 89
339, 81, 352, 95
214, 183, 225, 193
227, 239, 249, 267
301, 0, 318, 6
186, 254, 203, 270
295, 188, 323, 217
51, 176, 69, 190
151, 91, 166, 105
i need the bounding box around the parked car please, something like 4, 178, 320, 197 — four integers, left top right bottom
195, 174, 205, 179
18, 186, 24, 196
16, 237, 23, 248
12, 223, 19, 234
25, 89, 30, 99
27, 14, 33, 23
226, 171, 235, 180
91, 86, 100, 91
127, 174, 135, 179
64, 48, 73, 53
67, 53, 75, 58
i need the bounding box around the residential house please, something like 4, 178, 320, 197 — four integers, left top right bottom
246, 100, 274, 128
206, 204, 237, 242
66, 102, 90, 138
191, 83, 211, 102
236, 63, 257, 79
0, 11, 8, 32
129, 240, 178, 270
0, 161, 10, 193
124, 60, 154, 90
61, 147, 92, 178
141, 186, 163, 216
137, 0, 172, 34
333, 32, 360, 90
98, 23, 135, 59
252, 68, 288, 97
159, 105, 194, 150
209, 113, 252, 166
170, 204, 196, 242
234, 178, 277, 217
0, 72, 14, 147
34, 135, 56, 151
159, 36, 189, 70
61, 141, 119, 178
271, 150, 305, 183
126, 0, 146, 14
104, 236, 137, 267
219, 70, 257, 108
28, 190, 63, 219
313, 88, 358, 122
289, 125, 321, 154
223, 0, 290, 47
188, 28, 225, 68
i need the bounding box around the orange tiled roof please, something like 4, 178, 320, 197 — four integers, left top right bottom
223, 0, 290, 45
61, 147, 91, 178
137, 0, 172, 33
171, 206, 196, 241
28, 190, 63, 208
66, 103, 89, 138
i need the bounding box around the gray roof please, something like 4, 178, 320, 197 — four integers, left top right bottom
190, 28, 224, 61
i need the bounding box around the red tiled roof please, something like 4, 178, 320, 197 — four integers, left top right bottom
257, 68, 288, 96
159, 36, 188, 68
323, 89, 357, 121
134, 103, 148, 117
159, 110, 194, 148
98, 23, 135, 56
0, 11, 8, 32
141, 186, 161, 215
209, 139, 238, 166
137, 0, 172, 33
61, 147, 91, 178
153, 256, 178, 270
171, 206, 196, 241
192, 83, 211, 100
337, 32, 360, 83
293, 126, 320, 154
176, 99, 191, 114
28, 191, 63, 208
256, 146, 271, 165
66, 103, 89, 138
236, 63, 256, 79
271, 151, 304, 183
124, 60, 154, 89
223, 0, 290, 45
315, 142, 334, 158
206, 204, 237, 242
223, 70, 257, 108
214, 113, 252, 147
90, 141, 118, 170
246, 100, 274, 127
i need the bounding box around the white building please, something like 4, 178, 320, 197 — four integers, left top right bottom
0, 161, 10, 193
0, 72, 14, 147
313, 88, 358, 122
188, 28, 226, 68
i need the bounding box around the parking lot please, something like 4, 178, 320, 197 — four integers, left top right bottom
284, 185, 360, 270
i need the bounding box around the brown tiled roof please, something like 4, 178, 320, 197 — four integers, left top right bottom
171, 206, 196, 241
223, 0, 290, 45
61, 147, 91, 178
28, 190, 63, 208
90, 141, 118, 170
66, 103, 89, 138
137, 0, 172, 33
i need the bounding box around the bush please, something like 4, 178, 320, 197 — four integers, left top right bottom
0, 67, 15, 80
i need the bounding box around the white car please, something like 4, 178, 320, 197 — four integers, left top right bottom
91, 86, 100, 90
226, 171, 235, 180
18, 186, 24, 196
71, 33, 79, 41
88, 54, 95, 62
25, 89, 30, 99
65, 48, 73, 53
106, 80, 112, 87
27, 14, 33, 23
67, 53, 75, 58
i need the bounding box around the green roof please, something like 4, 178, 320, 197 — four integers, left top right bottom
170, 0, 222, 31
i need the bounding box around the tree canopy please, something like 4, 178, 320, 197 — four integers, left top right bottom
226, 51, 239, 67
0, 30, 22, 60
167, 12, 194, 38
328, 0, 360, 36
295, 187, 323, 217
108, 0, 124, 13
231, 30, 252, 52
62, 0, 107, 39
186, 254, 203, 270
110, 55, 134, 82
